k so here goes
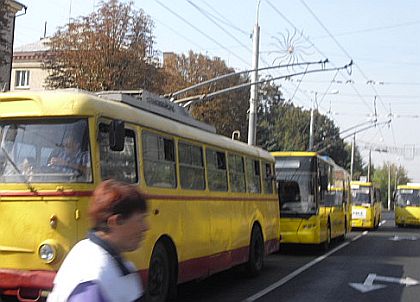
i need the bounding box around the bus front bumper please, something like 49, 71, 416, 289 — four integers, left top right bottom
0, 269, 55, 298
351, 219, 374, 228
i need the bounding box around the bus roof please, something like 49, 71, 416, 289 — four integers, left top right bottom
0, 89, 274, 161
351, 181, 373, 187
271, 151, 318, 157
397, 184, 420, 190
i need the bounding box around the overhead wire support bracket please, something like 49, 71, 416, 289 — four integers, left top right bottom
169, 59, 329, 100
175, 60, 353, 108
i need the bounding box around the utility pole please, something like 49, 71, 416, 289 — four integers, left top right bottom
388, 163, 391, 211
308, 89, 338, 151
367, 149, 371, 182
350, 134, 355, 180
308, 92, 316, 151
247, 0, 261, 146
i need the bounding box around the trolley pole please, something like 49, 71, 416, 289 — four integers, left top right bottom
247, 0, 261, 146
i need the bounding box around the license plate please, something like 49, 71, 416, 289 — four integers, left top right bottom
352, 209, 366, 219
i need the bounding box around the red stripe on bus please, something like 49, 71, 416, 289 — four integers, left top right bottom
0, 191, 277, 202
144, 194, 278, 202
0, 191, 93, 197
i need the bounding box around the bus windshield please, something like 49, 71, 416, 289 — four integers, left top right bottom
351, 187, 371, 205
277, 171, 316, 215
0, 118, 91, 183
396, 189, 420, 207
323, 189, 343, 207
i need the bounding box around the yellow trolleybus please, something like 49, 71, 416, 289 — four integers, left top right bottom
350, 180, 382, 229
395, 183, 420, 227
0, 90, 279, 302
272, 151, 351, 249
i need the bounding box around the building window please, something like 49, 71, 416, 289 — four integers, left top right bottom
15, 70, 30, 88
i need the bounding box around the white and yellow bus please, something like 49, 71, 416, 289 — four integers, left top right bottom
272, 151, 351, 249
0, 90, 280, 302
350, 180, 382, 229
395, 183, 420, 227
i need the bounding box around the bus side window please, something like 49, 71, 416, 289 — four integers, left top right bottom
178, 141, 205, 190
142, 130, 176, 188
228, 153, 246, 193
245, 158, 261, 193
99, 123, 138, 183
206, 148, 228, 192
263, 162, 274, 194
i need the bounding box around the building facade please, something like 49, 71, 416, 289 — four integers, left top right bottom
11, 38, 49, 91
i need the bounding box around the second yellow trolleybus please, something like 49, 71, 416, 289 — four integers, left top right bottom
272, 151, 351, 249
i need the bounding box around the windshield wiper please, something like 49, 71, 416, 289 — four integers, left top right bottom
0, 147, 37, 192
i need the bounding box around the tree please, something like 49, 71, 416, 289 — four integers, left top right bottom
256, 82, 352, 168
44, 0, 162, 92
372, 162, 410, 207
0, 0, 10, 67
343, 142, 365, 180
162, 51, 250, 140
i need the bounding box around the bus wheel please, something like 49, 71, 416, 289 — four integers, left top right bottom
374, 217, 379, 230
321, 224, 331, 251
246, 225, 264, 277
146, 241, 177, 302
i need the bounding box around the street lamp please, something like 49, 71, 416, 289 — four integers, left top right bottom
308, 89, 339, 150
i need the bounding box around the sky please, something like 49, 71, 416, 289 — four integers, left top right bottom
13, 0, 420, 181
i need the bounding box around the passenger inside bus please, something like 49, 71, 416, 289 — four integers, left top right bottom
48, 136, 89, 177
279, 181, 301, 208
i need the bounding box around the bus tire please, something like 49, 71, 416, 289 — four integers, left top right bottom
339, 218, 347, 242
373, 217, 379, 230
146, 241, 177, 302
246, 225, 264, 277
321, 224, 331, 251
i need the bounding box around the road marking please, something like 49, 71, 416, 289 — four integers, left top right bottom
389, 235, 418, 241
243, 232, 368, 302
379, 219, 386, 226
349, 273, 419, 293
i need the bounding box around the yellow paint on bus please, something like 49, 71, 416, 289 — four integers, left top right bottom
395, 183, 420, 227
0, 90, 280, 301
272, 151, 351, 249
350, 181, 382, 229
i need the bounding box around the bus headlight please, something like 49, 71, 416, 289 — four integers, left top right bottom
38, 241, 58, 263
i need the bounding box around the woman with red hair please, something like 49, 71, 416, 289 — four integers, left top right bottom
48, 180, 149, 302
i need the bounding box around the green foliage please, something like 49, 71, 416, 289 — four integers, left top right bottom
256, 82, 356, 170
372, 163, 410, 207
343, 143, 365, 180
162, 51, 250, 140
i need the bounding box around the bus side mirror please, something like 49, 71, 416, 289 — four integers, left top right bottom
109, 120, 125, 151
